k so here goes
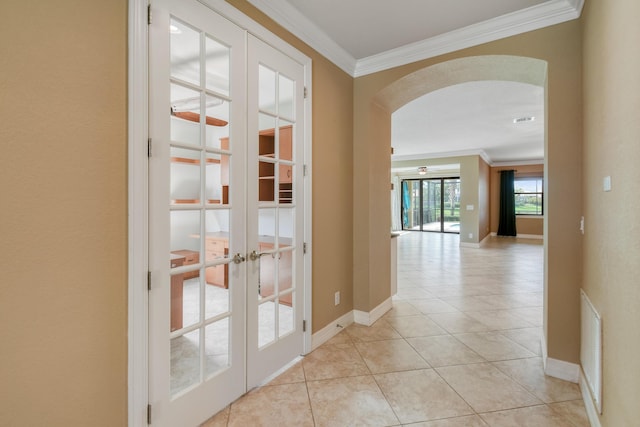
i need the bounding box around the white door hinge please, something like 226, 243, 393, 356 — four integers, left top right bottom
147, 271, 151, 291
147, 404, 152, 424
303, 86, 308, 99
147, 5, 152, 25
303, 164, 307, 176
303, 242, 307, 254
147, 138, 152, 157
303, 320, 307, 332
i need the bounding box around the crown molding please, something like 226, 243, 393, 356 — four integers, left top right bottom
392, 149, 492, 164
247, 0, 583, 78
491, 159, 545, 167
355, 0, 584, 76
246, 0, 356, 75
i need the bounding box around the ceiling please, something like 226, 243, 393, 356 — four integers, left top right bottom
247, 0, 583, 165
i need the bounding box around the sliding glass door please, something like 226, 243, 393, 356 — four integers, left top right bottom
402, 178, 460, 233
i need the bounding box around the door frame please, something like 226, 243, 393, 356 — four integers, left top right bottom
127, 1, 313, 425
401, 177, 461, 234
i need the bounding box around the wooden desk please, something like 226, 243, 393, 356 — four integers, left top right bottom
170, 254, 185, 332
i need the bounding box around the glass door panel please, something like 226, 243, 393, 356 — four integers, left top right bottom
401, 178, 460, 234
443, 179, 461, 232
149, 1, 246, 425
247, 35, 304, 389
401, 180, 420, 230
150, 2, 306, 424
422, 180, 441, 232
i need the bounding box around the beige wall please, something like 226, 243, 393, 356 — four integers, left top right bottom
0, 1, 128, 425
478, 158, 491, 241
582, 0, 640, 423
490, 164, 544, 236
6, 0, 636, 423
354, 22, 583, 364
0, 0, 354, 424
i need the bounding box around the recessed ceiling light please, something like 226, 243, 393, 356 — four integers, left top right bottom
513, 116, 535, 124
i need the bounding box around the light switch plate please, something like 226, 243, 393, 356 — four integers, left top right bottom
603, 176, 611, 192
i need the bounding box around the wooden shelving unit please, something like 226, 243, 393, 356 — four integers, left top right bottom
258, 125, 293, 203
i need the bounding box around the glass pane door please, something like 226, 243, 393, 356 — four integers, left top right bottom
443, 179, 461, 232
149, 1, 246, 425
422, 180, 441, 231
246, 35, 305, 389
401, 180, 421, 230
401, 177, 460, 234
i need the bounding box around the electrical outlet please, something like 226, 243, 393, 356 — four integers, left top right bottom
468, 233, 473, 239
334, 291, 340, 306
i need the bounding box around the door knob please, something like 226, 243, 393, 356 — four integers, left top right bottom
232, 253, 246, 264
249, 250, 266, 261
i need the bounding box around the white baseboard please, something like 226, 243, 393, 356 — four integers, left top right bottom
354, 297, 393, 326
580, 370, 602, 427
489, 231, 543, 240
311, 298, 394, 349
545, 357, 580, 383
518, 233, 544, 240
460, 242, 481, 248
311, 311, 354, 350
541, 335, 580, 383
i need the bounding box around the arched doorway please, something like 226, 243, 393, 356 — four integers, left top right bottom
353, 55, 578, 379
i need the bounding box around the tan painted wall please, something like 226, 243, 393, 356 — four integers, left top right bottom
582, 0, 640, 423
354, 22, 583, 363
478, 158, 491, 241
490, 164, 544, 236
0, 0, 354, 424
225, 1, 357, 332
10, 0, 635, 422
0, 1, 128, 425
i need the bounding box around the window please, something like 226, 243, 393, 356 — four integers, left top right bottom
514, 177, 543, 215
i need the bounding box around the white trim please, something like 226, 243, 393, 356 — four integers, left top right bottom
580, 370, 603, 427
302, 52, 313, 356
542, 336, 580, 383
354, 298, 393, 326
311, 311, 355, 350
489, 232, 544, 240
127, 0, 148, 426
245, 0, 355, 75
492, 159, 546, 167
517, 233, 544, 240
460, 242, 481, 249
200, 0, 311, 66
130, 1, 313, 424
246, 0, 583, 77
354, 0, 583, 76
392, 149, 492, 164
460, 235, 493, 248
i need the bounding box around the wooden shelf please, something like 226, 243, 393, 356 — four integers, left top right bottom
171, 199, 222, 204
170, 157, 221, 165
258, 125, 293, 203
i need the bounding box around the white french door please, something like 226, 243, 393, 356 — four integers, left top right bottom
148, 0, 307, 425
246, 36, 305, 388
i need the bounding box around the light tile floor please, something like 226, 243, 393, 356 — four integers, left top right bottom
201, 232, 589, 426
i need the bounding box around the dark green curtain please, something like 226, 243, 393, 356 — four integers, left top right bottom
498, 170, 517, 236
